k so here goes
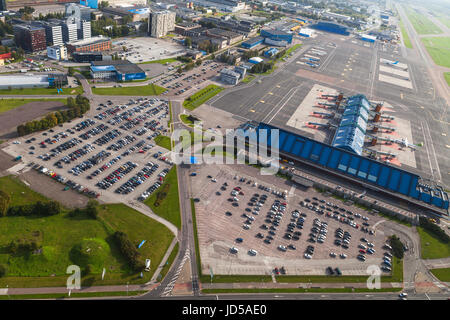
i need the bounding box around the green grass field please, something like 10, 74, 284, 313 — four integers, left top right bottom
0, 176, 174, 287
154, 135, 172, 150
0, 98, 67, 115
405, 7, 443, 35
430, 268, 450, 282
399, 19, 413, 49
445, 72, 450, 87
0, 290, 147, 300
183, 85, 224, 111
436, 17, 450, 29
0, 86, 84, 96
92, 83, 167, 96
421, 37, 450, 68
139, 58, 178, 65
417, 227, 450, 259
144, 166, 181, 229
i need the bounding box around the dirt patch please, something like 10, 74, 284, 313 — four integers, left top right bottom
0, 100, 67, 140
0, 149, 16, 173
20, 169, 89, 209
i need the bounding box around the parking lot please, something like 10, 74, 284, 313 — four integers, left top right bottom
191, 164, 394, 276
156, 60, 229, 97
5, 97, 174, 203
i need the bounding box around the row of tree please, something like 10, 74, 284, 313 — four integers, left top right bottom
388, 235, 405, 259
419, 217, 450, 243
250, 61, 274, 74
17, 95, 90, 137
113, 231, 145, 271
91, 17, 132, 38
5, 200, 61, 218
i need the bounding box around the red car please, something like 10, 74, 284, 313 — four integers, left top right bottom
274, 268, 279, 275
359, 249, 366, 254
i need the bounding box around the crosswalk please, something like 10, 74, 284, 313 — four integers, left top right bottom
161, 247, 191, 297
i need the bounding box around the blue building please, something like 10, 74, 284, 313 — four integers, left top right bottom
90, 60, 146, 82
241, 36, 264, 49
332, 94, 370, 155
260, 29, 293, 46
236, 122, 449, 212
264, 48, 279, 57
310, 21, 350, 35
360, 34, 376, 43
80, 0, 98, 9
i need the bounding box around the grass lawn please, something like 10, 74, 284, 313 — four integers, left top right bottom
140, 58, 178, 65
437, 17, 450, 29
421, 37, 450, 68
241, 74, 256, 84
399, 19, 413, 49
144, 166, 181, 229
0, 290, 147, 300
0, 176, 174, 288
444, 72, 450, 86
154, 135, 172, 150
417, 227, 450, 259
0, 86, 83, 96
159, 242, 179, 281
202, 288, 402, 294
0, 98, 67, 115
405, 7, 442, 35
430, 268, 450, 282
180, 114, 201, 128
183, 84, 224, 111
92, 83, 167, 96
281, 43, 302, 59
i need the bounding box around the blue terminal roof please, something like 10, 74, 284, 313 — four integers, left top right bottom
332, 94, 370, 155
241, 122, 449, 211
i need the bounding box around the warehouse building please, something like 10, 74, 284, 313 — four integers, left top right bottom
299, 28, 314, 37
260, 29, 293, 46
360, 34, 376, 43
0, 74, 66, 89
205, 28, 244, 45
241, 36, 264, 49
310, 21, 350, 35
90, 60, 146, 81
235, 122, 449, 212
264, 47, 278, 57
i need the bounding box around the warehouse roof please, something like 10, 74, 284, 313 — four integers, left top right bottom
0, 75, 49, 86
91, 65, 116, 72
332, 94, 370, 155
242, 36, 264, 46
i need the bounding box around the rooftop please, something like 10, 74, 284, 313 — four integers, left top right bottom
67, 36, 111, 47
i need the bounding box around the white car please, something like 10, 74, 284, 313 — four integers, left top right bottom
230, 247, 238, 254
329, 252, 336, 258
243, 224, 250, 230
399, 292, 408, 298
248, 249, 257, 256
278, 245, 287, 252
304, 253, 312, 259
340, 253, 347, 259
12, 141, 21, 144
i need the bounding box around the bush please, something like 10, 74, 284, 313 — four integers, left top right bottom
0, 189, 10, 217
0, 264, 7, 277
86, 199, 99, 219
419, 217, 450, 243
6, 201, 61, 217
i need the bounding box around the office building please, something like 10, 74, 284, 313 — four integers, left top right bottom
13, 24, 47, 52
78, 20, 92, 40
66, 35, 111, 53
148, 10, 176, 38
72, 52, 111, 62
47, 45, 67, 61
61, 22, 78, 43
32, 21, 63, 46
0, 0, 7, 11
220, 67, 240, 85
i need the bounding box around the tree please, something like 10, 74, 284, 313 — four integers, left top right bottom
389, 235, 404, 259
99, 1, 109, 9
86, 199, 99, 219
195, 59, 202, 66
84, 264, 93, 276
184, 37, 192, 47
68, 67, 75, 76
0, 190, 10, 217
0, 264, 7, 278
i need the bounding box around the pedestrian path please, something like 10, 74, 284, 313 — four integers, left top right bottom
161, 246, 191, 297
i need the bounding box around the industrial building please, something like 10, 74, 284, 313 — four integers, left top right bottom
310, 21, 350, 36
205, 28, 244, 45
236, 122, 449, 213
0, 74, 66, 89
90, 60, 146, 81
264, 47, 279, 57
260, 29, 293, 46
174, 22, 202, 36
200, 16, 258, 37
360, 34, 376, 43
191, 0, 245, 12
148, 10, 176, 38
220, 67, 241, 85
66, 35, 111, 53
248, 56, 263, 64
47, 45, 67, 61
13, 24, 47, 52
299, 28, 314, 37
241, 36, 264, 49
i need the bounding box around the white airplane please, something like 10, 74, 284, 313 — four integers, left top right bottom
395, 138, 417, 150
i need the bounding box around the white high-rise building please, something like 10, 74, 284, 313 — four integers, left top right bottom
61, 21, 78, 43
148, 10, 176, 38
78, 20, 91, 40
